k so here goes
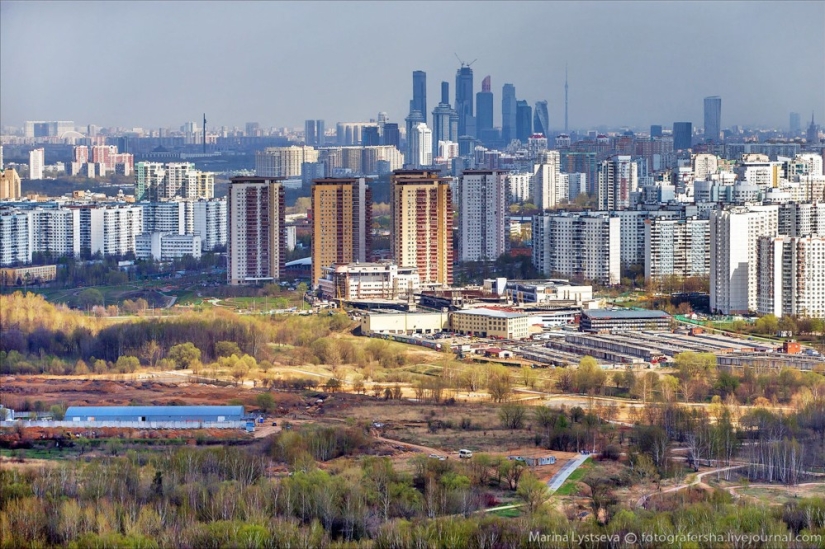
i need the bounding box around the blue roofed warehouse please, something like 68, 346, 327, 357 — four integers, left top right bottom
64, 405, 245, 423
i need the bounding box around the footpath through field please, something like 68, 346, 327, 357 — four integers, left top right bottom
546, 453, 590, 492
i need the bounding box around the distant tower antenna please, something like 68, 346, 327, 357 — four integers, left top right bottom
564, 65, 569, 134
203, 113, 207, 154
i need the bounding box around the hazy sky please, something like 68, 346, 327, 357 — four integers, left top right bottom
2, 1, 823, 132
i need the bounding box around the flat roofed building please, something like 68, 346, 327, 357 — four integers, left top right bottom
0, 264, 57, 285
64, 405, 244, 423
360, 311, 450, 335
580, 309, 671, 332
451, 308, 530, 340
317, 261, 419, 301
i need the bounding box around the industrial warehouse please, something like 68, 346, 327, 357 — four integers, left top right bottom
2, 405, 249, 429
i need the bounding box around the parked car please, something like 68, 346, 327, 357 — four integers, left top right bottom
458, 449, 473, 459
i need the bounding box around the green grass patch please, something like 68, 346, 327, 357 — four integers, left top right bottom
554, 458, 593, 496
491, 507, 522, 518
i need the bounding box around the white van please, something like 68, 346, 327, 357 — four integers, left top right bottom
458, 449, 473, 459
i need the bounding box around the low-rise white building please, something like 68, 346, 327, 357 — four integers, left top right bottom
318, 262, 420, 300
360, 311, 450, 335
451, 308, 530, 340
135, 232, 202, 261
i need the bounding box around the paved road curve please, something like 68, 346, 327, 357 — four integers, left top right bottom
547, 454, 590, 492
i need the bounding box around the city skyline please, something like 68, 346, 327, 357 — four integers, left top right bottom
1, 1, 823, 131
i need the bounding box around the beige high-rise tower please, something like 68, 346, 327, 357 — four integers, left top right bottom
227, 177, 285, 285
390, 170, 453, 286
311, 177, 372, 287
0, 168, 21, 199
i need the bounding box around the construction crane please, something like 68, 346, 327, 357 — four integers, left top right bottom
454, 53, 477, 68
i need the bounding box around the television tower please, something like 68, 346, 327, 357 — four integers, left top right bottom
202, 113, 207, 154
564, 65, 569, 134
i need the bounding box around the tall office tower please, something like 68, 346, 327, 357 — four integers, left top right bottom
532, 212, 621, 285
455, 64, 475, 137
704, 96, 722, 143
28, 148, 44, 180
533, 100, 549, 136
515, 101, 532, 143
404, 109, 425, 164
710, 206, 779, 315
382, 123, 400, 148
432, 81, 458, 158
305, 120, 317, 146
227, 177, 286, 285
412, 71, 427, 121
597, 155, 638, 210
532, 151, 561, 211
310, 177, 372, 286
476, 76, 494, 134
409, 123, 432, 167
391, 170, 453, 286
758, 236, 825, 318
789, 112, 801, 136
650, 125, 663, 138
644, 217, 710, 280
673, 122, 693, 150
458, 170, 507, 262
256, 146, 319, 178
807, 113, 821, 144
691, 153, 719, 179
89, 205, 143, 257
362, 126, 380, 146
501, 84, 517, 143
135, 162, 165, 201
0, 168, 21, 199
193, 198, 227, 252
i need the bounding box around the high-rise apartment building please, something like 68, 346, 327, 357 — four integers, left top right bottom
432, 82, 458, 158
455, 64, 474, 137
644, 217, 710, 280
227, 177, 286, 285
673, 122, 693, 150
390, 170, 453, 286
597, 155, 638, 210
691, 153, 719, 180
409, 123, 432, 168
506, 172, 533, 204
28, 148, 44, 180
89, 205, 143, 257
533, 100, 549, 136
501, 84, 517, 144
476, 76, 494, 136
704, 96, 722, 143
255, 146, 319, 178
24, 121, 73, 138
532, 151, 562, 211
532, 212, 621, 285
650, 125, 663, 138
516, 100, 532, 143
0, 210, 32, 265
778, 201, 825, 237
0, 168, 21, 199
758, 236, 825, 318
135, 162, 165, 201
412, 71, 427, 122
710, 206, 779, 314
310, 178, 372, 286
193, 198, 227, 252
458, 170, 507, 262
